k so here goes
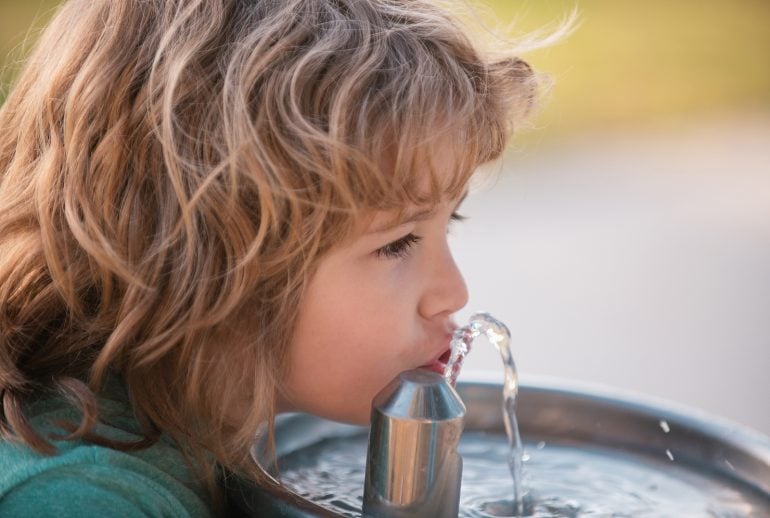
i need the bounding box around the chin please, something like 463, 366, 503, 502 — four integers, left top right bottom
315, 403, 372, 426
330, 408, 371, 426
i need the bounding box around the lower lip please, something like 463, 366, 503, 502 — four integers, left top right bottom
419, 361, 447, 376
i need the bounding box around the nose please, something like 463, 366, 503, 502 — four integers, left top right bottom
418, 242, 469, 319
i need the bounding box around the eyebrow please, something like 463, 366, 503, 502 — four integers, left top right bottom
368, 191, 469, 234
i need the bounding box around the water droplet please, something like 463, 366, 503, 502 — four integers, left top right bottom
724, 459, 736, 471
659, 420, 670, 433
665, 449, 675, 461
536, 441, 546, 450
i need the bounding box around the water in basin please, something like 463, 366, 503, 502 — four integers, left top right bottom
278, 430, 766, 517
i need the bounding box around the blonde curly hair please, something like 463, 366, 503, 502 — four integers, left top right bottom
0, 0, 542, 498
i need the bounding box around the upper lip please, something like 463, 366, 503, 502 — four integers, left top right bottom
422, 326, 457, 366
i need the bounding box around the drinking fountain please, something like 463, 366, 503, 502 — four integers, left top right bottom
226, 313, 770, 516
227, 373, 770, 517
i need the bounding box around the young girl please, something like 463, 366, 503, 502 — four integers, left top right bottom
0, 0, 539, 515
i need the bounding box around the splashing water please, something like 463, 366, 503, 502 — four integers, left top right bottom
444, 325, 474, 387
445, 312, 525, 516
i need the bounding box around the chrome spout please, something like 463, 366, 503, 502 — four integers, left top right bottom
363, 369, 466, 517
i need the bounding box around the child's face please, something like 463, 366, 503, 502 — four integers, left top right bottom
279, 190, 469, 424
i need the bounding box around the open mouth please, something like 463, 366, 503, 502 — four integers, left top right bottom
420, 348, 452, 375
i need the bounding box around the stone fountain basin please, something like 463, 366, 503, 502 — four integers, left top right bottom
228, 374, 770, 516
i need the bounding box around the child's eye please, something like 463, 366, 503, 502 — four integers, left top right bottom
375, 233, 422, 259
448, 211, 467, 234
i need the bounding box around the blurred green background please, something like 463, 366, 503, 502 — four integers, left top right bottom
476, 0, 770, 140
2, 0, 769, 140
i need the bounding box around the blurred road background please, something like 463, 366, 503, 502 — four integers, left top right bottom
2, 1, 768, 434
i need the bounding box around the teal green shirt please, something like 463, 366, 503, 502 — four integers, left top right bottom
0, 381, 212, 517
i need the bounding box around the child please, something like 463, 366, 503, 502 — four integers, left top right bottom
0, 0, 539, 515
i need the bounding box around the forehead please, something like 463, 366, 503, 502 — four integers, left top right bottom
380, 133, 463, 177
357, 189, 468, 237
363, 205, 434, 235
385, 133, 472, 196
337, 130, 478, 241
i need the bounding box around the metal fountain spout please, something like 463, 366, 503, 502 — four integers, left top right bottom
362, 369, 466, 517
362, 314, 491, 516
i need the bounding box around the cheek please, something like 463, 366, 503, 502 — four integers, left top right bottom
282, 272, 420, 422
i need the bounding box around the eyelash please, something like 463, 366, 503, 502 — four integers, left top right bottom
375, 212, 467, 260
376, 234, 422, 259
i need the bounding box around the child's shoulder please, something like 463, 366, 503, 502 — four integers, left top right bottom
0, 390, 211, 517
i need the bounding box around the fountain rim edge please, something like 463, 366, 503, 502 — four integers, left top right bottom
460, 369, 770, 460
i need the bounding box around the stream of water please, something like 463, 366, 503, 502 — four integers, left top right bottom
445, 312, 524, 516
